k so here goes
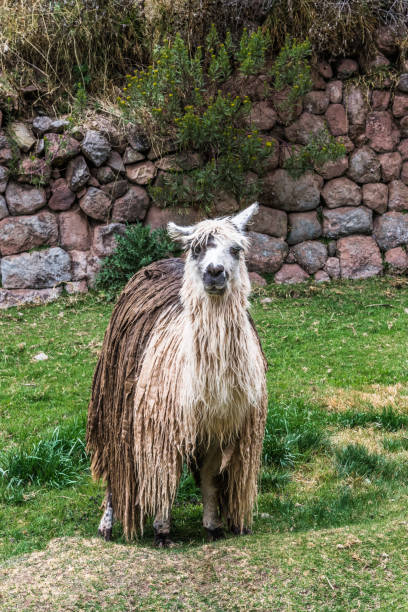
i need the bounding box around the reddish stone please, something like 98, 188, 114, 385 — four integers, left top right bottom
327, 80, 343, 104
250, 206, 287, 238
371, 90, 391, 111
322, 177, 362, 208
59, 209, 90, 250
246, 232, 288, 274
314, 270, 330, 282
92, 223, 126, 257
284, 112, 327, 145
401, 162, 408, 185
362, 183, 388, 214
123, 147, 145, 165
378, 152, 402, 182
311, 69, 326, 90
324, 257, 340, 279
145, 206, 204, 230
317, 61, 333, 79
106, 151, 126, 174
249, 271, 267, 287
0, 211, 58, 256
0, 287, 63, 309
365, 111, 400, 152
44, 133, 81, 167
315, 156, 348, 180
112, 185, 150, 222
303, 91, 330, 115
126, 161, 157, 185
101, 180, 128, 201
388, 180, 408, 211
213, 193, 239, 215
375, 26, 398, 56
48, 178, 75, 211
325, 104, 348, 136
65, 280, 88, 294
0, 166, 8, 193
0, 196, 8, 220
5, 182, 46, 215
336, 58, 358, 79
79, 187, 111, 221
385, 247, 408, 274
248, 101, 277, 130
292, 240, 327, 274
70, 250, 89, 281
398, 139, 408, 161
393, 94, 408, 118
17, 158, 51, 185
401, 116, 408, 138
275, 263, 309, 284
337, 235, 382, 279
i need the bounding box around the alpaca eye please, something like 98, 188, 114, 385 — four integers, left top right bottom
192, 244, 201, 256
230, 246, 242, 257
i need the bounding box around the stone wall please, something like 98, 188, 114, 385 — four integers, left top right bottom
1, 41, 408, 306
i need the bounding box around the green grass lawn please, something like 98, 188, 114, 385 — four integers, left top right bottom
1, 278, 408, 610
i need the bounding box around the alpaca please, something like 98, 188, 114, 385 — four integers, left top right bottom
86, 202, 267, 545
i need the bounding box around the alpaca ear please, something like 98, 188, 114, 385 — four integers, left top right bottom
167, 222, 195, 244
231, 202, 259, 231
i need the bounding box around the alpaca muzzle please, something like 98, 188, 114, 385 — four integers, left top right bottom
203, 263, 227, 295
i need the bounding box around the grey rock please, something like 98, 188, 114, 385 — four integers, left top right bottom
347, 146, 381, 183
0, 287, 63, 309
262, 169, 322, 212
0, 165, 8, 193
397, 74, 408, 93
9, 121, 35, 152
5, 181, 46, 215
322, 177, 362, 208
0, 196, 8, 220
81, 130, 111, 167
97, 166, 115, 184
337, 235, 382, 279
92, 223, 126, 257
324, 256, 341, 279
66, 155, 90, 192
1, 247, 71, 289
101, 180, 128, 200
79, 187, 111, 221
373, 212, 408, 250
45, 133, 81, 167
106, 151, 126, 174
287, 211, 322, 245
323, 206, 373, 238
112, 185, 150, 222
284, 112, 327, 145
123, 146, 145, 165
250, 206, 287, 238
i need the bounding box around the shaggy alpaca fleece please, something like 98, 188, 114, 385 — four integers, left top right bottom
87, 242, 267, 538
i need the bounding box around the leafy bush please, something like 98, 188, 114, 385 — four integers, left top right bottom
95, 223, 179, 298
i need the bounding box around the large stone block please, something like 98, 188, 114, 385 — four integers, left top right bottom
262, 169, 322, 211
0, 287, 63, 309
0, 211, 58, 256
5, 182, 46, 215
362, 183, 388, 214
79, 187, 111, 221
321, 177, 362, 208
337, 235, 382, 279
246, 232, 288, 274
1, 247, 71, 289
250, 206, 287, 238
347, 147, 381, 183
365, 111, 400, 152
303, 91, 330, 115
248, 101, 277, 130
287, 211, 322, 245
145, 205, 204, 229
59, 209, 90, 250
48, 178, 76, 211
292, 240, 328, 274
385, 247, 408, 274
92, 223, 126, 257
315, 156, 348, 180
373, 212, 408, 250
112, 185, 150, 222
275, 264, 309, 284
325, 104, 348, 136
378, 152, 402, 182
388, 180, 408, 211
323, 206, 373, 239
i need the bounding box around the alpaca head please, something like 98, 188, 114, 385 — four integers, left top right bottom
168, 202, 259, 297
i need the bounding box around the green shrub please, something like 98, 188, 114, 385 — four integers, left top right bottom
95, 223, 179, 299
269, 36, 312, 107
284, 129, 346, 179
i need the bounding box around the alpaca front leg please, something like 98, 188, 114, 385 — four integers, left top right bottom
153, 512, 173, 548
98, 489, 114, 541
200, 445, 224, 541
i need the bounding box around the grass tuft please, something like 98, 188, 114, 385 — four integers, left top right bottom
335, 443, 404, 480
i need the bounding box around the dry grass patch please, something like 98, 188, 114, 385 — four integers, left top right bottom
316, 383, 408, 414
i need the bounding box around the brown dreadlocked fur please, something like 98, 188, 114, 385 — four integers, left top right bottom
87, 251, 267, 539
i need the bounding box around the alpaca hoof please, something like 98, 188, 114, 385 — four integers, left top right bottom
205, 527, 225, 541
231, 526, 252, 536
154, 533, 174, 548
98, 526, 112, 541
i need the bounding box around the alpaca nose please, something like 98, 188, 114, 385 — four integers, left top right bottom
206, 263, 225, 278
